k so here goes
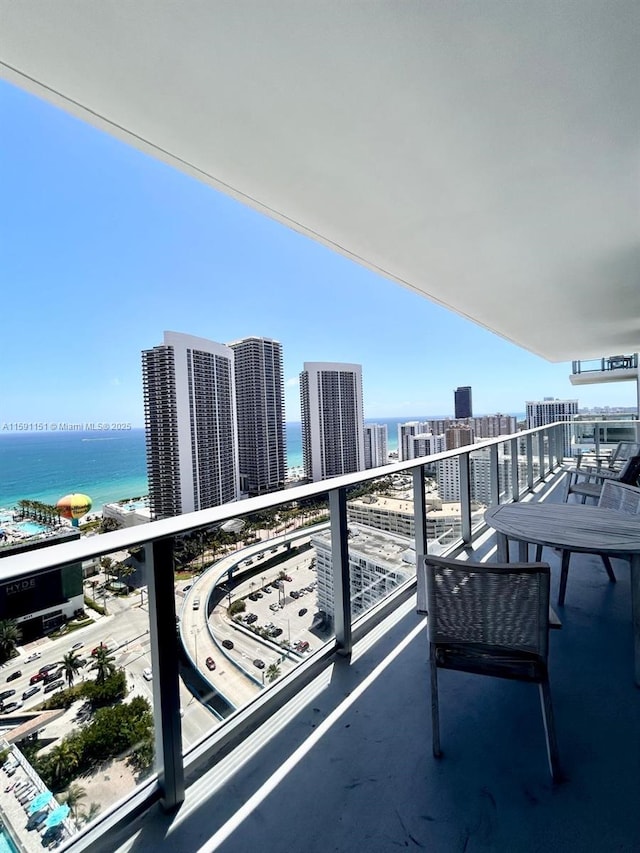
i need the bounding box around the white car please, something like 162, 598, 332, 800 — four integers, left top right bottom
25, 652, 41, 663
142, 668, 152, 681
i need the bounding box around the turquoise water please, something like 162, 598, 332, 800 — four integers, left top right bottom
0, 822, 19, 853
0, 416, 521, 512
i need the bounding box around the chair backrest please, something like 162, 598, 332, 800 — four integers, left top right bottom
608, 441, 640, 470
598, 480, 640, 516
424, 555, 550, 659
618, 456, 640, 487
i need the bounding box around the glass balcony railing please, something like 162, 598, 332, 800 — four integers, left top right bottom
572, 354, 638, 374
0, 420, 570, 848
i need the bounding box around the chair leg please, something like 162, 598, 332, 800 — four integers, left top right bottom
601, 555, 617, 583
430, 648, 441, 758
558, 550, 571, 606
538, 678, 562, 783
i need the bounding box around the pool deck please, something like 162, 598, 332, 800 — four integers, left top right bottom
0, 748, 71, 852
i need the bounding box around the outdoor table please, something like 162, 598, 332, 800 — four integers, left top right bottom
485, 502, 640, 686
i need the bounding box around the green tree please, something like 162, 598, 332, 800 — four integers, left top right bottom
59, 650, 84, 688
63, 782, 87, 820
47, 740, 80, 786
78, 802, 101, 825
266, 663, 281, 683
0, 620, 21, 663
91, 646, 116, 684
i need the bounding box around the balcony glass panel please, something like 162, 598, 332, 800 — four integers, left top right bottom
346, 472, 415, 623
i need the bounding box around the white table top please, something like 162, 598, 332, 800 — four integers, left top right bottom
485, 503, 640, 556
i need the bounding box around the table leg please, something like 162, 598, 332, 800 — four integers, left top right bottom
496, 532, 509, 562
632, 554, 640, 687
518, 540, 529, 562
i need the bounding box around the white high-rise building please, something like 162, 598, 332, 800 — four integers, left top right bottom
142, 331, 239, 519
228, 336, 286, 496
410, 432, 446, 459
397, 421, 428, 461
300, 362, 365, 481
364, 423, 388, 469
526, 397, 578, 455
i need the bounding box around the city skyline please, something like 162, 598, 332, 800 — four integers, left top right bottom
1, 79, 638, 430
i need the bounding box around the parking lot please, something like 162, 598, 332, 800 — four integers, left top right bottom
212, 549, 322, 676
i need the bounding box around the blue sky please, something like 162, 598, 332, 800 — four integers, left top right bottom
1, 79, 636, 428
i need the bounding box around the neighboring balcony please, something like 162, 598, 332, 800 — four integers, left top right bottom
1, 421, 639, 853
570, 354, 639, 385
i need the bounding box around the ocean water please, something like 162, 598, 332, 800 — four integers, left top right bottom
0, 416, 520, 512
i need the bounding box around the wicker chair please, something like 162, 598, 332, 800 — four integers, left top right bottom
557, 480, 640, 606
425, 555, 561, 781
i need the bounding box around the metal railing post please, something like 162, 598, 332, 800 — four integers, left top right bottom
459, 452, 472, 544
329, 487, 352, 656
510, 437, 519, 501
412, 465, 428, 612
490, 443, 500, 505
526, 433, 534, 490
146, 537, 184, 811
537, 431, 546, 479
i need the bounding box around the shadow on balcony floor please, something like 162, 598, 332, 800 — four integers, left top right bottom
105, 479, 640, 853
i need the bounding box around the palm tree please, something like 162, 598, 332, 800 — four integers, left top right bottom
78, 801, 101, 825
59, 650, 83, 688
63, 782, 87, 821
0, 620, 21, 663
266, 663, 281, 683
48, 741, 79, 785
91, 646, 116, 684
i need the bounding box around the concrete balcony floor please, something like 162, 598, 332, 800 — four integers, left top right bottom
101, 471, 640, 853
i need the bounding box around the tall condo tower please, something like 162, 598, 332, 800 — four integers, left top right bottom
526, 397, 578, 456
142, 331, 239, 519
364, 423, 388, 469
228, 336, 286, 496
454, 386, 473, 419
300, 362, 365, 482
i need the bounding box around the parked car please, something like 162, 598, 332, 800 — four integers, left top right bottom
70, 641, 83, 650
6, 671, 21, 682
290, 591, 300, 599
43, 670, 62, 685
183, 584, 192, 592
142, 668, 152, 681
2, 702, 22, 714
43, 680, 63, 693
24, 652, 41, 663
22, 686, 40, 700
29, 672, 45, 685
263, 586, 272, 593
284, 575, 292, 582
221, 639, 234, 650
0, 690, 16, 701
269, 603, 279, 612
270, 628, 283, 638
38, 663, 58, 674
192, 598, 200, 610
253, 659, 265, 669
205, 657, 216, 671
91, 643, 110, 656
298, 608, 308, 617
248, 593, 259, 602
246, 613, 258, 624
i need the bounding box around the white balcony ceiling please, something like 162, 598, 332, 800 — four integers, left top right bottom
1, 1, 638, 362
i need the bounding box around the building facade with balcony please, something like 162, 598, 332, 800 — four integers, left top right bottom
300, 362, 365, 482
142, 331, 240, 518
229, 336, 286, 497
363, 423, 388, 469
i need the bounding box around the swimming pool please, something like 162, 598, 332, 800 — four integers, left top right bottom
14, 521, 48, 536
0, 821, 19, 853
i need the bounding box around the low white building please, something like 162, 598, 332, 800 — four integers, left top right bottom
311, 524, 414, 628
102, 498, 152, 528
